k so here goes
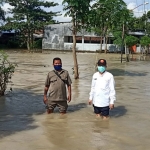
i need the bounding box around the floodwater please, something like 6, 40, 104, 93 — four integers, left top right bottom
0, 51, 150, 150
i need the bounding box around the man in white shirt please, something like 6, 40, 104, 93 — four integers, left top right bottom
89, 59, 116, 119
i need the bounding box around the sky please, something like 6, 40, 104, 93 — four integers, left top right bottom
2, 0, 150, 22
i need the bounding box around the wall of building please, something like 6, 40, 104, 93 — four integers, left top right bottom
42, 23, 143, 53
42, 24, 67, 50
42, 23, 116, 52
64, 43, 119, 52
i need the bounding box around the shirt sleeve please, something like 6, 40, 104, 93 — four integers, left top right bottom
89, 74, 96, 100
109, 75, 116, 104
45, 73, 50, 87
67, 73, 72, 86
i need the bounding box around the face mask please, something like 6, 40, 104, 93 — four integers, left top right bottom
98, 66, 106, 73
54, 65, 62, 71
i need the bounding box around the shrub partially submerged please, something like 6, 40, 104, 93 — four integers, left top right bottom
0, 51, 16, 96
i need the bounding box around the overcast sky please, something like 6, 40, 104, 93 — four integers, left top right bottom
2, 0, 150, 22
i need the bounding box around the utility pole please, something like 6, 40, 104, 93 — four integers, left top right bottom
121, 23, 125, 63
144, 0, 147, 35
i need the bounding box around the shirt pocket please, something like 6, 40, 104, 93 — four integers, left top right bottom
50, 78, 57, 85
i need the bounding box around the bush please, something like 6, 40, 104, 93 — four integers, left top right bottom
0, 51, 16, 96
7, 38, 27, 49
32, 39, 42, 49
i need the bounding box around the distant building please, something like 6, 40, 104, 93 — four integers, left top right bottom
0, 30, 15, 46
42, 23, 145, 53
42, 23, 117, 52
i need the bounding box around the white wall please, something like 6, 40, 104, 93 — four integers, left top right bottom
64, 43, 118, 52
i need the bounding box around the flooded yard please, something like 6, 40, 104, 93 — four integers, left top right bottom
0, 51, 150, 150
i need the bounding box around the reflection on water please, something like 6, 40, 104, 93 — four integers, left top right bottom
0, 52, 150, 150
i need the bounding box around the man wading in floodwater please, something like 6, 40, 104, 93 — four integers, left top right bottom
43, 57, 72, 115
89, 59, 116, 119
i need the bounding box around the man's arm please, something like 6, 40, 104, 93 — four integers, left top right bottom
66, 72, 72, 103
89, 75, 96, 105
67, 85, 71, 103
44, 73, 50, 104
109, 75, 116, 109
43, 86, 49, 104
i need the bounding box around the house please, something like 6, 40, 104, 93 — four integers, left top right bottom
42, 23, 117, 52
128, 30, 145, 53
0, 30, 16, 46
42, 23, 145, 53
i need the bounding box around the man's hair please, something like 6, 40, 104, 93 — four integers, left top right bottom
97, 59, 107, 66
53, 57, 62, 64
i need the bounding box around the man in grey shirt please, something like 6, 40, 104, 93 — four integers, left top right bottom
44, 57, 72, 115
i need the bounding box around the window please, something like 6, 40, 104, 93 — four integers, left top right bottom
76, 36, 82, 43
64, 36, 73, 43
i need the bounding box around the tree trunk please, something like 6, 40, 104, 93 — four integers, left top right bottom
100, 27, 104, 53
100, 27, 103, 53
27, 15, 31, 51
126, 45, 130, 62
27, 38, 30, 51
31, 31, 34, 50
72, 33, 79, 79
121, 23, 125, 63
146, 46, 148, 55
72, 18, 79, 79
104, 35, 108, 54
100, 35, 103, 53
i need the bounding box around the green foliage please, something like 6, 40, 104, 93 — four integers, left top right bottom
8, 38, 27, 48
62, 0, 91, 32
1, 0, 60, 50
0, 50, 16, 96
0, 0, 5, 21
32, 39, 42, 49
89, 0, 128, 34
113, 32, 138, 47
140, 36, 150, 46
0, 7, 5, 21
113, 38, 123, 46
0, 37, 27, 49
113, 31, 123, 46
125, 35, 139, 47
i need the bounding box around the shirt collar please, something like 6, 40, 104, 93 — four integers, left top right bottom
99, 71, 106, 76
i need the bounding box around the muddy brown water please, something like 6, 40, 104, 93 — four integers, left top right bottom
0, 51, 150, 150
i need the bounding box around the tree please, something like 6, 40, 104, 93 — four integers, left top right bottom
125, 35, 139, 61
125, 35, 139, 48
0, 0, 5, 22
2, 0, 59, 50
62, 0, 91, 79
145, 11, 150, 36
140, 36, 150, 54
90, 0, 127, 53
0, 51, 16, 96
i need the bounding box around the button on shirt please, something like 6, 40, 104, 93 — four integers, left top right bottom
89, 71, 116, 107
45, 69, 72, 101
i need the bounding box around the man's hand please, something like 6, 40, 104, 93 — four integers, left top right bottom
88, 100, 92, 105
67, 94, 71, 103
109, 104, 114, 110
43, 95, 48, 104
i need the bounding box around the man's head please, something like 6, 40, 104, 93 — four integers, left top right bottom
97, 59, 107, 67
53, 57, 62, 71
53, 57, 62, 64
97, 59, 107, 74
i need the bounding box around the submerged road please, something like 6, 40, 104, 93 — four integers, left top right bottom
0, 52, 150, 150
